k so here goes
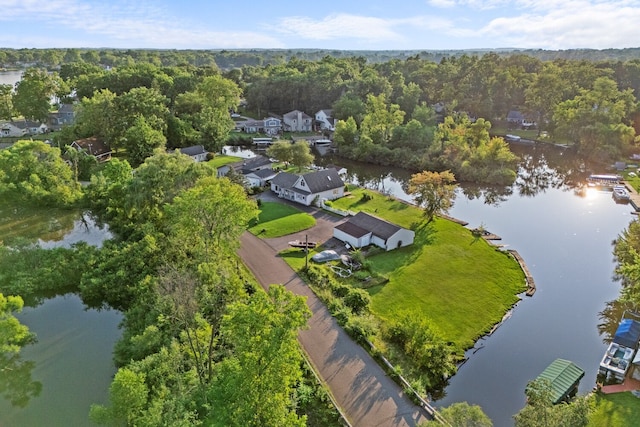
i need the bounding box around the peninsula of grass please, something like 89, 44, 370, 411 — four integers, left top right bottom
589, 392, 640, 427
248, 201, 316, 238
313, 187, 527, 352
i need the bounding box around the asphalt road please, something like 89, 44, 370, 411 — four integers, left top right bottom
237, 199, 430, 427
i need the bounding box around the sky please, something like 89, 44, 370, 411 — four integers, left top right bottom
1, 0, 639, 51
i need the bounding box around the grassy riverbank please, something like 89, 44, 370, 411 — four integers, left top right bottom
248, 201, 316, 238
329, 188, 526, 351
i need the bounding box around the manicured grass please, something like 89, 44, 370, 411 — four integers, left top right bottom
247, 201, 316, 238
589, 392, 640, 427
314, 187, 526, 352
209, 154, 242, 168
329, 187, 421, 230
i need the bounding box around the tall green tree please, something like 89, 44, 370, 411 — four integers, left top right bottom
513, 379, 593, 427
123, 117, 167, 167
12, 67, 61, 122
209, 285, 310, 427
0, 84, 13, 120
360, 93, 405, 144
290, 141, 314, 172
0, 140, 82, 206
408, 170, 457, 223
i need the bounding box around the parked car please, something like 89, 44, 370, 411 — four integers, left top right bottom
311, 250, 340, 263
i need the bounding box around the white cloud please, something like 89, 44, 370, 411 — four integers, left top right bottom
480, 1, 640, 49
273, 13, 407, 42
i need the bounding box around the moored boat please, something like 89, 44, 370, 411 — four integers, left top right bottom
587, 174, 623, 188
613, 185, 631, 203
288, 240, 317, 249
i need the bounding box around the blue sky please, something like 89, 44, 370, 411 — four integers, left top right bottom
1, 0, 639, 51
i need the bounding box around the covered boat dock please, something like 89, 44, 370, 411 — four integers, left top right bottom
535, 358, 585, 404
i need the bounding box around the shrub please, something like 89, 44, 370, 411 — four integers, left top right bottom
343, 288, 371, 314
330, 283, 351, 298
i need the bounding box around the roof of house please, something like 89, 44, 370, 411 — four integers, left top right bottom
283, 110, 312, 120
534, 359, 585, 404
12, 120, 45, 129
72, 137, 112, 157
179, 145, 207, 157
318, 109, 333, 116
340, 211, 403, 240
302, 168, 344, 193
247, 168, 278, 179
58, 104, 75, 114
271, 171, 299, 188
507, 110, 525, 120
240, 155, 272, 171
335, 221, 371, 238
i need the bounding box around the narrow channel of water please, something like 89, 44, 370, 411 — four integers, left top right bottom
0, 215, 122, 427
319, 146, 634, 426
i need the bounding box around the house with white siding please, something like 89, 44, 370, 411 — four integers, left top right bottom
271, 168, 344, 206
315, 109, 335, 131
333, 212, 414, 251
179, 145, 208, 162
283, 110, 313, 132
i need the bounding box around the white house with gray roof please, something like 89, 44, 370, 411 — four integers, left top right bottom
333, 211, 414, 251
283, 110, 313, 132
270, 168, 344, 206
179, 145, 208, 162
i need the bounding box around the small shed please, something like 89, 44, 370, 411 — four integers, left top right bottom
534, 358, 585, 404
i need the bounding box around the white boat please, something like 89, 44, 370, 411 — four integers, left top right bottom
613, 185, 631, 202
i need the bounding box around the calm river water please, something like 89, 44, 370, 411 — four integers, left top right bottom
320, 144, 635, 427
0, 216, 122, 427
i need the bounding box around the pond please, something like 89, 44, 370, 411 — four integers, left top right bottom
319, 144, 634, 426
0, 214, 122, 427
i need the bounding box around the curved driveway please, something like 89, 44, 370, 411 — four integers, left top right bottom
238, 199, 430, 427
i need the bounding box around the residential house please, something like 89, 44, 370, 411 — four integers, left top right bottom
49, 104, 76, 131
506, 110, 525, 124
0, 121, 26, 137
270, 168, 345, 206
0, 120, 47, 137
283, 110, 313, 132
315, 109, 335, 131
217, 155, 275, 181
326, 164, 347, 177
333, 211, 415, 251
179, 145, 208, 162
70, 137, 113, 162
244, 168, 278, 188
237, 117, 282, 135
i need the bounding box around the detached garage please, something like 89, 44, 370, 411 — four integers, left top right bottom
334, 212, 414, 251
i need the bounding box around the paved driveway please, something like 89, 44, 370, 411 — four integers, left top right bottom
238, 195, 430, 427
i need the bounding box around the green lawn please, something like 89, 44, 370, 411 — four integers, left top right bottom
589, 392, 640, 427
247, 201, 316, 238
209, 154, 242, 168
317, 187, 526, 351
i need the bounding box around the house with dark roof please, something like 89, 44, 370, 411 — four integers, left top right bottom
1, 120, 48, 137
270, 168, 345, 206
245, 168, 278, 187
236, 117, 282, 135
283, 110, 313, 132
179, 145, 208, 162
70, 137, 112, 162
334, 211, 414, 251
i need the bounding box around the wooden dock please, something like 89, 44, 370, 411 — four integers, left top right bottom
509, 249, 536, 296
621, 181, 640, 212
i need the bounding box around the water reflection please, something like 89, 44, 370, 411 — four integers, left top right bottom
0, 353, 42, 408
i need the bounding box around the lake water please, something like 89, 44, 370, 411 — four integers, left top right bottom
0, 215, 122, 427
0, 70, 22, 87
319, 145, 634, 426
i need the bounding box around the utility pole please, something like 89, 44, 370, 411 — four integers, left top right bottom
305, 234, 308, 270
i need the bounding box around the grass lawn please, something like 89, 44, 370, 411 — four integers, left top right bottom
247, 201, 316, 238
589, 392, 640, 427
209, 154, 242, 168
323, 187, 526, 351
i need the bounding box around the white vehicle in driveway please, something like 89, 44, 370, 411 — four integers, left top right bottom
311, 250, 340, 263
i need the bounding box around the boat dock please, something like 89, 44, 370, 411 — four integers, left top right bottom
509, 249, 536, 296
621, 181, 640, 212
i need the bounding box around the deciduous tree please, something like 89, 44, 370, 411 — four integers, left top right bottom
408, 170, 457, 223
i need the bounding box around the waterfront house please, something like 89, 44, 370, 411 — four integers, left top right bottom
237, 117, 282, 135
283, 110, 313, 132
333, 211, 415, 251
49, 103, 76, 131
179, 145, 208, 162
315, 109, 335, 131
271, 168, 344, 206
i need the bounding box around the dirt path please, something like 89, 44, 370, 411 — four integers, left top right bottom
238, 229, 430, 427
